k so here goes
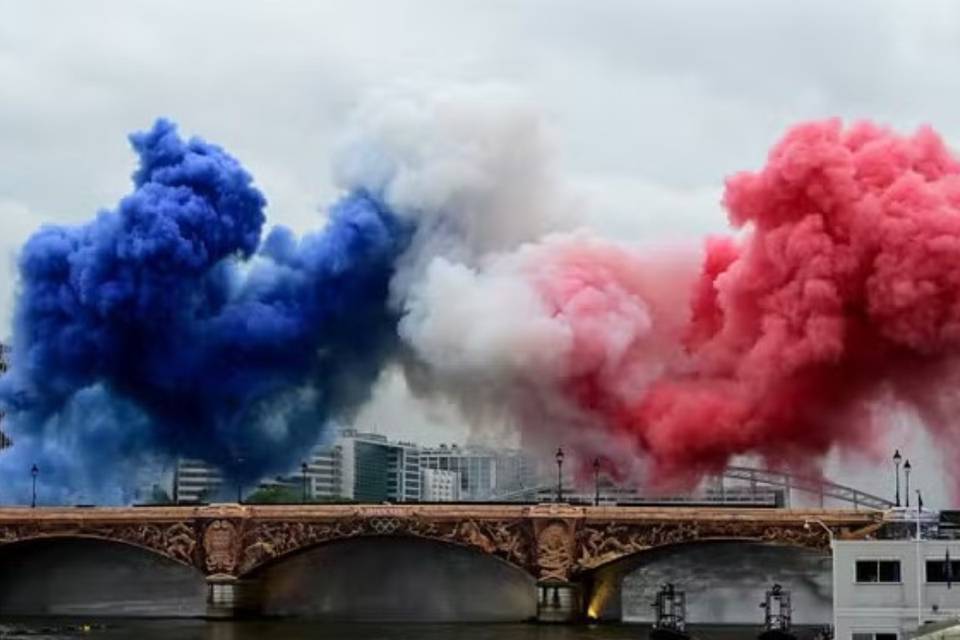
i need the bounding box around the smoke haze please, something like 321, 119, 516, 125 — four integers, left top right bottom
4, 91, 960, 501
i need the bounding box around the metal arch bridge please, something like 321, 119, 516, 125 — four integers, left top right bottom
493, 465, 895, 511
720, 466, 893, 510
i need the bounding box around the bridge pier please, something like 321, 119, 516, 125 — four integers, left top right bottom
205, 575, 262, 619
580, 568, 623, 622
536, 581, 582, 623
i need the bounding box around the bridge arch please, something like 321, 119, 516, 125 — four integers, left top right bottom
578, 534, 829, 578
237, 515, 535, 578
0, 516, 198, 569
242, 534, 538, 621
581, 539, 832, 623
239, 528, 535, 579
0, 531, 198, 570
0, 535, 206, 616
572, 514, 832, 577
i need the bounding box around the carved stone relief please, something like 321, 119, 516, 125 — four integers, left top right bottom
203, 520, 239, 574
0, 506, 867, 582
0, 520, 198, 567
575, 520, 831, 571
238, 516, 533, 576
536, 520, 575, 582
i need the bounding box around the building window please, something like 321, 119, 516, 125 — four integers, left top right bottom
852, 634, 897, 640
926, 558, 960, 583
855, 560, 901, 583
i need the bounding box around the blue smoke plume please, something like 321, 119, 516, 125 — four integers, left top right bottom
0, 119, 411, 503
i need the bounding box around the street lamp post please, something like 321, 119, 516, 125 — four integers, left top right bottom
805, 519, 836, 631
555, 448, 564, 503
893, 449, 902, 507
915, 489, 924, 628
30, 464, 38, 508
301, 461, 309, 504
593, 458, 600, 506
904, 459, 911, 508
236, 456, 244, 504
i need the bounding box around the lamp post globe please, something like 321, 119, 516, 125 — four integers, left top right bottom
903, 459, 912, 508
893, 449, 902, 507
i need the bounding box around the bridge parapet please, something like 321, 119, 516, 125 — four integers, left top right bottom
0, 504, 884, 587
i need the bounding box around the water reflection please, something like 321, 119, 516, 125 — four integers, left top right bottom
0, 620, 829, 640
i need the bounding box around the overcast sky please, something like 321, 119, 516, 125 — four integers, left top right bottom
2, 0, 959, 503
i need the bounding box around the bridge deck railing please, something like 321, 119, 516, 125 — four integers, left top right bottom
491, 466, 894, 511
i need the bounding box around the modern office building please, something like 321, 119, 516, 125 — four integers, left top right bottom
420, 444, 499, 500
419, 444, 542, 500
337, 430, 422, 502
173, 459, 225, 503
305, 444, 341, 500
304, 434, 537, 503
387, 441, 421, 502
421, 468, 461, 501
173, 430, 425, 504
833, 510, 960, 639
495, 448, 540, 494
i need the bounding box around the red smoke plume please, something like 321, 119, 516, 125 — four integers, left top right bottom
563, 119, 960, 484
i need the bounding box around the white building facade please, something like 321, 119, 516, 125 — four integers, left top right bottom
834, 529, 960, 639
173, 459, 224, 503
172, 433, 540, 504
305, 444, 341, 500
337, 430, 422, 502
420, 444, 498, 500
421, 468, 461, 501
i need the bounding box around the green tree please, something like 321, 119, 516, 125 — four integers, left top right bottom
148, 485, 172, 504
245, 484, 302, 504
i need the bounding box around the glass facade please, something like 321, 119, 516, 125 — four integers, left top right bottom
353, 441, 389, 502
420, 447, 499, 500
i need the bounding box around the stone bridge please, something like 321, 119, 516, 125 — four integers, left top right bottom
0, 503, 884, 621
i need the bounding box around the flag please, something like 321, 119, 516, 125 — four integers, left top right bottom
916, 491, 924, 543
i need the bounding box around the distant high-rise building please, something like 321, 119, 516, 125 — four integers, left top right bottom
173, 459, 224, 503
495, 449, 539, 495
421, 468, 461, 501
171, 431, 538, 505
388, 442, 421, 502
337, 430, 422, 502
420, 444, 500, 500
305, 444, 342, 500
419, 445, 539, 500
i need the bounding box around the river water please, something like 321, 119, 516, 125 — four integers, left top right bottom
0, 620, 830, 640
